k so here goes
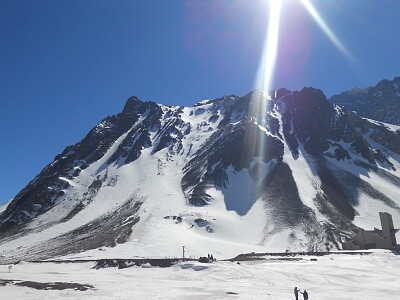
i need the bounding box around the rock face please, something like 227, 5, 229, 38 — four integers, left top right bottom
1, 87, 400, 262
330, 77, 400, 125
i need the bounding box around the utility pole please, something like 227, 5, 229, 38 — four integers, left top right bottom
182, 246, 186, 260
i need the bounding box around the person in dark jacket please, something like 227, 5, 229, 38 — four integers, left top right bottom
294, 287, 300, 300
300, 289, 308, 300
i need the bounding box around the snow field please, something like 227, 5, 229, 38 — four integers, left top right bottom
0, 250, 399, 299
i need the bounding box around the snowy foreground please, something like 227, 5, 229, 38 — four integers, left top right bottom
0, 250, 399, 299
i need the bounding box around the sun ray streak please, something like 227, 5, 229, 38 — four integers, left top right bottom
248, 1, 283, 183
300, 0, 353, 60
248, 0, 352, 183
257, 0, 282, 92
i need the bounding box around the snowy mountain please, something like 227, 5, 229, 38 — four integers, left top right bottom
1, 88, 399, 263
330, 77, 400, 125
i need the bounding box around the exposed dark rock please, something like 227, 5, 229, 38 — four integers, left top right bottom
260, 162, 315, 229
330, 76, 400, 125
94, 258, 181, 269
194, 218, 208, 227
316, 159, 356, 220
333, 144, 351, 160
164, 215, 182, 223
0, 279, 95, 291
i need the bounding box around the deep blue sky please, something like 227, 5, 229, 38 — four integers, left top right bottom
1, 0, 400, 204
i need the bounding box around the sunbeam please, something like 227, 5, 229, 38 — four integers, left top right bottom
249, 0, 353, 184
300, 0, 353, 60
255, 0, 352, 94
249, 0, 283, 184
256, 0, 282, 93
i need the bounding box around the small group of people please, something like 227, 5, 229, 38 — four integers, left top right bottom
294, 287, 308, 300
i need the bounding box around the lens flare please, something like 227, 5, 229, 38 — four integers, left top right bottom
255, 0, 352, 95
246, 0, 353, 187
248, 0, 283, 184
300, 0, 353, 60
255, 0, 282, 93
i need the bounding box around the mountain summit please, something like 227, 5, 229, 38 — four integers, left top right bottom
330, 76, 400, 125
1, 87, 399, 262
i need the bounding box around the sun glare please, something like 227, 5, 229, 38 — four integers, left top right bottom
249, 0, 352, 182
300, 0, 353, 60
256, 0, 282, 94
255, 0, 352, 93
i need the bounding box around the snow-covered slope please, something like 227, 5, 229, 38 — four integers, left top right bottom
0, 88, 399, 262
330, 76, 400, 125
0, 200, 11, 215
1, 250, 399, 300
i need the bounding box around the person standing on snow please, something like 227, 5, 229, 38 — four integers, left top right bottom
294, 287, 300, 300
300, 289, 309, 300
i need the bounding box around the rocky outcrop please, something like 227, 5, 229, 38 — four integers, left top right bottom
330, 77, 400, 125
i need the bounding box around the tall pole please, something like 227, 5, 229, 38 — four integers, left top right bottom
182, 246, 185, 260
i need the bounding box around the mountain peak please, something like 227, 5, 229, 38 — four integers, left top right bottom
122, 96, 143, 114
330, 76, 400, 125
1, 83, 399, 262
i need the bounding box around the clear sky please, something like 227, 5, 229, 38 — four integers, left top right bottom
1, 0, 400, 205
